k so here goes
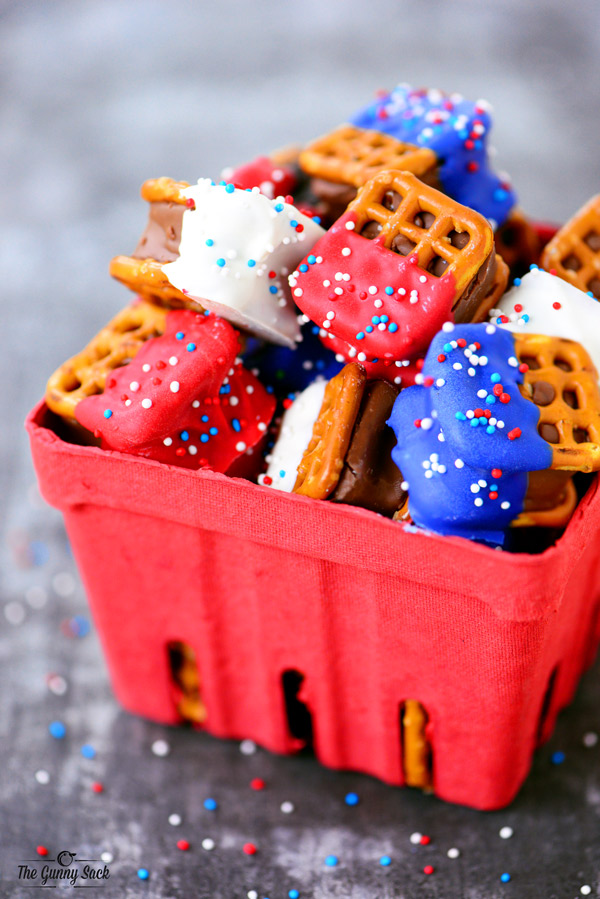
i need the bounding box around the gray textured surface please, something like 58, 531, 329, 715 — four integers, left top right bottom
2, 1, 600, 896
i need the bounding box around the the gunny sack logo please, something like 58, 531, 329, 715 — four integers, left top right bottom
17, 850, 111, 888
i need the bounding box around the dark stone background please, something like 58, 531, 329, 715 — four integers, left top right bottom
1, 1, 599, 896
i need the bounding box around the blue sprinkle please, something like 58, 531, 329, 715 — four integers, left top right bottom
201, 415, 209, 423
385, 286, 394, 295
372, 358, 379, 363
455, 412, 467, 421
486, 395, 496, 404
49, 721, 66, 739
490, 484, 498, 491
471, 419, 479, 427
388, 323, 398, 333
500, 873, 511, 883
247, 259, 256, 268
175, 331, 185, 340
313, 216, 321, 225
216, 258, 226, 267
204, 798, 218, 810
200, 434, 209, 443
371, 316, 380, 325
530, 264, 539, 270
103, 409, 112, 419
81, 744, 96, 759
299, 264, 308, 273
225, 183, 234, 193
274, 203, 284, 212
279, 470, 286, 479
205, 238, 214, 247
30, 540, 49, 566
218, 180, 226, 186
290, 220, 298, 228
186, 343, 196, 352
209, 427, 218, 436
269, 285, 278, 294
307, 255, 317, 265
458, 129, 468, 139
365, 325, 373, 333
137, 868, 149, 881
494, 188, 508, 201
220, 384, 231, 394
551, 750, 565, 765
231, 419, 241, 433
71, 615, 90, 637
380, 315, 389, 323
491, 372, 502, 383
180, 431, 189, 441
356, 332, 365, 340
522, 314, 530, 322
479, 416, 487, 424
513, 277, 521, 286
486, 425, 496, 434
443, 342, 453, 352
587, 290, 595, 298
288, 891, 299, 899
344, 792, 359, 806
380, 855, 391, 867
324, 855, 338, 867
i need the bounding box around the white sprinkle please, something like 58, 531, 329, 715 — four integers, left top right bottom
508, 356, 519, 367
468, 368, 476, 377
169, 356, 178, 366
425, 470, 433, 478
474, 498, 484, 507
25, 586, 47, 609
442, 322, 455, 332
100, 852, 113, 863
455, 459, 464, 469
453, 363, 463, 370
240, 739, 257, 755
421, 418, 433, 431
129, 381, 140, 392
280, 800, 295, 814
334, 272, 343, 281
323, 280, 331, 287
409, 832, 422, 845
447, 848, 460, 859
202, 838, 215, 851
401, 480, 409, 491
151, 739, 170, 757
141, 398, 153, 409
422, 460, 431, 470
246, 385, 254, 394
341, 247, 351, 256
479, 355, 488, 366
47, 674, 68, 696
419, 275, 427, 283
192, 400, 200, 408
52, 572, 75, 597
125, 399, 132, 406
487, 325, 498, 335
326, 311, 335, 320
374, 299, 383, 308
357, 352, 366, 362
497, 420, 505, 429
398, 287, 406, 296
334, 287, 343, 295
471, 484, 480, 494
499, 826, 513, 839
169, 814, 182, 826
35, 769, 50, 784
4, 602, 25, 625
583, 732, 598, 747
581, 887, 592, 896
229, 396, 239, 406
142, 363, 151, 372
436, 378, 446, 387
478, 480, 488, 488
394, 376, 402, 385
294, 288, 303, 297
247, 892, 258, 899
466, 410, 475, 419
409, 294, 419, 304
236, 442, 247, 452
477, 389, 487, 398
316, 256, 323, 264
342, 273, 350, 281
438, 465, 447, 473
163, 437, 173, 447
501, 501, 511, 510
368, 286, 378, 295
345, 220, 356, 230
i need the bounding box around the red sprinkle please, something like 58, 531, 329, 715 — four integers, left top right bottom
549, 268, 557, 276
514, 304, 523, 313
37, 846, 48, 857
499, 393, 511, 404
493, 384, 504, 397
152, 377, 162, 386
437, 354, 446, 362
175, 448, 186, 457
491, 468, 503, 479
464, 140, 475, 150
359, 291, 367, 299
498, 315, 509, 324
489, 491, 498, 500
423, 376, 434, 387
243, 843, 257, 856
250, 778, 265, 791
262, 475, 273, 486
416, 358, 425, 371
483, 409, 492, 419
185, 198, 196, 210
508, 427, 522, 440
156, 360, 166, 369
424, 865, 435, 875
268, 271, 277, 279
284, 195, 294, 205
473, 342, 481, 350
91, 782, 104, 793
474, 408, 485, 417
518, 363, 529, 374
467, 161, 479, 173
553, 302, 562, 309
177, 840, 190, 851
414, 419, 422, 428
282, 398, 293, 410
457, 338, 467, 348
295, 224, 304, 233
419, 835, 431, 846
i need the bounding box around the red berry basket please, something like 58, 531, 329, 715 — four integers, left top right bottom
27, 398, 600, 810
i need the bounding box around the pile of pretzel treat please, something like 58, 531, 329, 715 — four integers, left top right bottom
45, 84, 600, 550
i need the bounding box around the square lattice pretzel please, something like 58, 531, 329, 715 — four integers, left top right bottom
515, 333, 600, 472
299, 125, 437, 188
349, 170, 494, 298
541, 195, 600, 298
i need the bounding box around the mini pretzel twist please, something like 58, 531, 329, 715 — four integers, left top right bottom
541, 195, 600, 298
349, 170, 494, 297
46, 300, 168, 421
515, 333, 600, 472
299, 125, 437, 187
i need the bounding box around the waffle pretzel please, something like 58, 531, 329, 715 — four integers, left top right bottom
46, 300, 168, 421
299, 125, 437, 188
541, 195, 600, 299
110, 177, 195, 308
494, 208, 542, 275
293, 363, 367, 499
350, 170, 496, 300
514, 333, 600, 472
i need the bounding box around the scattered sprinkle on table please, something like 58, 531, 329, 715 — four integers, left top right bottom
201, 838, 215, 851
551, 750, 565, 764
344, 792, 359, 806
581, 886, 592, 895
81, 744, 96, 759
203, 798, 217, 811
35, 770, 50, 785
288, 890, 300, 898
410, 832, 422, 844
168, 814, 182, 826
100, 852, 113, 863
324, 855, 338, 867
499, 826, 513, 839
500, 872, 511, 883
447, 848, 460, 859
49, 721, 66, 739
420, 834, 431, 845
151, 739, 170, 757
46, 673, 68, 695
250, 777, 265, 790
37, 846, 48, 857
423, 865, 435, 875
240, 739, 257, 755
243, 842, 257, 855
137, 867, 149, 880
280, 801, 294, 814
379, 855, 391, 866
91, 781, 103, 793
583, 732, 598, 748
176, 840, 189, 851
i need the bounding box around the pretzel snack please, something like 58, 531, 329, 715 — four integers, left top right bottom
541, 194, 600, 298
